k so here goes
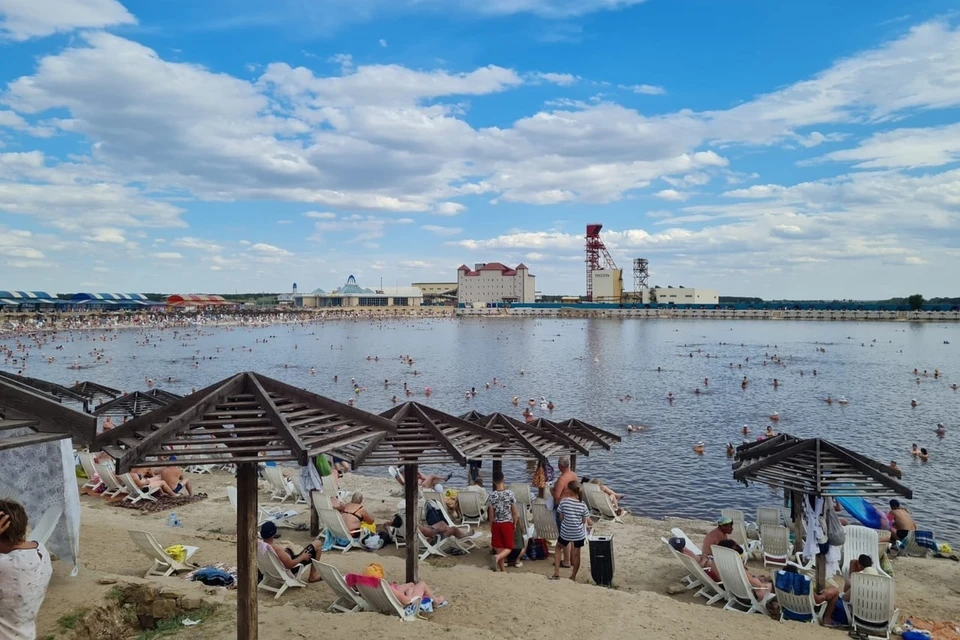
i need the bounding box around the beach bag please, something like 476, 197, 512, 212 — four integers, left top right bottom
526, 538, 548, 560
825, 506, 845, 546
425, 502, 444, 526
192, 567, 234, 587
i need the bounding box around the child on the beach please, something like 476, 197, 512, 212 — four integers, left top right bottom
486, 471, 519, 572
552, 481, 591, 581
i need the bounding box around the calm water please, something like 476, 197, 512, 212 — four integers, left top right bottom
4, 318, 959, 540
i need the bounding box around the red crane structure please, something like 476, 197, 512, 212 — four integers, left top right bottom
585, 223, 618, 301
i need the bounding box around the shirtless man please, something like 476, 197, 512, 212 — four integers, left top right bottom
552, 457, 578, 567
889, 499, 916, 544
702, 517, 734, 558
156, 466, 193, 496
419, 522, 477, 543
131, 468, 176, 497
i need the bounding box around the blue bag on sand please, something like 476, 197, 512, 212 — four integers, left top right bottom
192, 567, 234, 587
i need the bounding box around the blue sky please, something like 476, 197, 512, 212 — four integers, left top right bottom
1, 0, 959, 298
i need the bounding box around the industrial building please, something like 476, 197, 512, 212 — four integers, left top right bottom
411, 282, 458, 305
650, 287, 719, 305
456, 263, 535, 306
590, 269, 623, 303
295, 275, 422, 309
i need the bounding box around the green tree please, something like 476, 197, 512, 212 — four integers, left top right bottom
907, 294, 925, 311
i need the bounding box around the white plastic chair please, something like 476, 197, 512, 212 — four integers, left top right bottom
128, 530, 199, 578
670, 528, 703, 556
731, 520, 759, 558
902, 532, 929, 558
264, 466, 295, 502
841, 525, 889, 578
94, 462, 128, 498
77, 451, 102, 491
661, 537, 699, 590
760, 525, 792, 567
256, 543, 308, 599
118, 474, 161, 505
773, 570, 825, 624
842, 572, 899, 639
720, 508, 745, 523
354, 578, 421, 621
510, 483, 533, 507
757, 507, 782, 528
226, 486, 300, 529
711, 544, 776, 615
531, 499, 559, 542
457, 491, 486, 527
677, 551, 727, 605
586, 491, 624, 524
321, 473, 350, 502
28, 506, 62, 546
317, 507, 363, 553
312, 561, 367, 612
288, 474, 309, 505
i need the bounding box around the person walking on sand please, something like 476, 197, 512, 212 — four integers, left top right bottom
551, 482, 591, 582
551, 456, 577, 568
486, 471, 519, 572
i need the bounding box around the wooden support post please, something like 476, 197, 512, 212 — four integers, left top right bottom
570, 454, 577, 472
404, 464, 419, 584
236, 462, 258, 640
309, 489, 319, 538
815, 553, 826, 594
491, 460, 502, 491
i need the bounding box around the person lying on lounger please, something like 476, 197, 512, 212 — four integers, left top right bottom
131, 468, 176, 496
259, 521, 322, 583
419, 522, 477, 543
156, 466, 194, 497
581, 477, 627, 515
362, 563, 448, 609
707, 540, 772, 599
393, 466, 452, 489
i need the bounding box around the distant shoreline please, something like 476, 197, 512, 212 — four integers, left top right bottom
456, 307, 960, 322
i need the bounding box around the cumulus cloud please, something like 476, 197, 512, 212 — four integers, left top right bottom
421, 224, 463, 236
152, 251, 183, 260
816, 123, 960, 168
0, 0, 136, 41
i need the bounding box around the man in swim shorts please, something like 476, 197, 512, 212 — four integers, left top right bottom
157, 466, 193, 496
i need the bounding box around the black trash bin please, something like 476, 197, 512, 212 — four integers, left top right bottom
588, 534, 615, 586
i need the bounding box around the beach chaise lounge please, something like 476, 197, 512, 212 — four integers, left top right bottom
730, 520, 760, 558
670, 528, 702, 556
77, 451, 102, 491
227, 486, 300, 529
352, 576, 422, 621
531, 500, 559, 543
128, 530, 199, 578
28, 506, 62, 547
263, 465, 296, 502
676, 551, 727, 605
94, 462, 129, 499
510, 483, 533, 508
711, 544, 776, 615
312, 561, 367, 612
841, 525, 889, 578
317, 507, 364, 553
256, 544, 309, 599
321, 473, 351, 502
773, 569, 825, 624
759, 525, 792, 567
457, 490, 486, 527
720, 508, 745, 523
118, 473, 161, 505
288, 473, 309, 505
660, 537, 700, 590
841, 572, 899, 639
757, 507, 782, 529
586, 490, 625, 524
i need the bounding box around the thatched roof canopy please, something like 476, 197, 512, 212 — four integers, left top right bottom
459, 412, 589, 460
733, 435, 911, 499
94, 372, 396, 473
551, 418, 621, 452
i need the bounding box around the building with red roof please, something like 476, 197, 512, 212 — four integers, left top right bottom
457, 262, 535, 306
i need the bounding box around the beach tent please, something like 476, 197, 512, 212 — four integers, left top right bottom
0, 376, 97, 575
732, 434, 910, 590
94, 372, 398, 640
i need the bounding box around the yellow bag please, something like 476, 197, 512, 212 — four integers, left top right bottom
359, 522, 377, 535
939, 543, 953, 554
164, 545, 187, 563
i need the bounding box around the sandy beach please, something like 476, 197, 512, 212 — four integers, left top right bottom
36, 468, 960, 640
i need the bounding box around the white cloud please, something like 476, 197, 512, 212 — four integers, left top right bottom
85, 227, 126, 243
817, 123, 960, 168
378, 38, 387, 47
173, 236, 224, 252
399, 260, 432, 268
655, 188, 687, 201
532, 72, 579, 86
152, 251, 183, 260
0, 0, 136, 41
250, 242, 292, 256
621, 84, 665, 95
434, 202, 466, 216
421, 224, 462, 236
304, 211, 337, 219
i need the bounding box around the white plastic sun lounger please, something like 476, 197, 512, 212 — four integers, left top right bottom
457, 490, 486, 527
720, 508, 745, 523
711, 544, 775, 615
760, 525, 792, 567
661, 537, 699, 589
94, 462, 128, 498
841, 572, 899, 639
128, 530, 199, 578
841, 525, 890, 578
757, 507, 782, 529
355, 578, 421, 621
774, 570, 825, 624
670, 528, 703, 557
587, 491, 625, 524
77, 451, 102, 491
312, 561, 367, 612
317, 507, 363, 553
532, 500, 559, 542
510, 483, 533, 507
256, 544, 308, 599
118, 473, 161, 505
264, 465, 296, 502
676, 551, 727, 605
227, 486, 300, 529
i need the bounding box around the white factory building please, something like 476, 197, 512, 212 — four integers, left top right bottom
457, 263, 535, 305
650, 287, 719, 305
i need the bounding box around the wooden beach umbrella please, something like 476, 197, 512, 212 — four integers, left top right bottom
0, 370, 92, 411
92, 389, 182, 419
732, 435, 910, 589
94, 372, 397, 640
69, 380, 122, 403
545, 417, 622, 471
317, 402, 508, 583
458, 412, 590, 488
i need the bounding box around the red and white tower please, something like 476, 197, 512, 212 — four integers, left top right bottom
585, 223, 618, 301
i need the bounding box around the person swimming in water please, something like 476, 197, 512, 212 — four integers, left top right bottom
726, 443, 735, 457
910, 443, 919, 456
919, 448, 929, 462
692, 441, 705, 454
910, 399, 918, 408
936, 423, 946, 437
742, 424, 750, 435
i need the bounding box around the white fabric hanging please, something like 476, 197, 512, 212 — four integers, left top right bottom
802, 495, 825, 560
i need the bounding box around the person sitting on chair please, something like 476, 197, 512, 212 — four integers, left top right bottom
334, 492, 375, 531
782, 564, 841, 626
259, 521, 322, 583
394, 466, 452, 489
419, 522, 477, 543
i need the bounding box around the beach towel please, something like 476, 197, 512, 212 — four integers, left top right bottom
322, 534, 352, 552
915, 530, 940, 552
775, 570, 814, 622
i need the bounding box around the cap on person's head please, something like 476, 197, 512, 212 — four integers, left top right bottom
260, 521, 278, 540
363, 563, 384, 579
718, 516, 734, 526
889, 499, 900, 509
668, 536, 685, 551
858, 554, 873, 568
